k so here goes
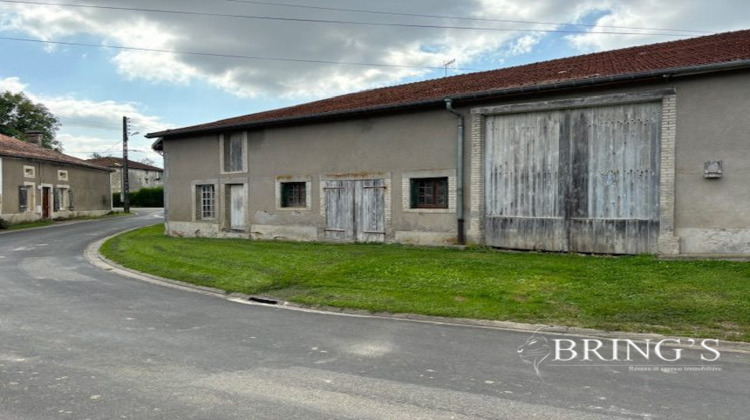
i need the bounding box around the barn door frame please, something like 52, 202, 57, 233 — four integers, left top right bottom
470, 90, 680, 255
320, 174, 392, 242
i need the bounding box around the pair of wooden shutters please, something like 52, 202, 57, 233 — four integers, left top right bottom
485, 102, 661, 254
324, 179, 386, 242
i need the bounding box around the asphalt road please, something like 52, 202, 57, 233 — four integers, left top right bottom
0, 209, 748, 419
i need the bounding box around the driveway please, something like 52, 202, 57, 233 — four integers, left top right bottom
0, 209, 747, 419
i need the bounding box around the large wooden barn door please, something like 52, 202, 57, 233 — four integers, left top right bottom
568, 104, 661, 254
324, 179, 386, 242
485, 102, 661, 254
485, 111, 568, 251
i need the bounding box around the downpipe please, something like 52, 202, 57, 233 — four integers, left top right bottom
444, 98, 465, 245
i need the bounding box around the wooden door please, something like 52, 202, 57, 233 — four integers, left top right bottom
42, 187, 51, 219
324, 179, 386, 242
324, 180, 355, 241
485, 110, 568, 251
229, 184, 245, 231
355, 179, 386, 242
567, 103, 661, 254
485, 102, 661, 254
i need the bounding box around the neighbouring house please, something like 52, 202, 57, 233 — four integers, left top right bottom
0, 133, 112, 223
147, 30, 750, 256
86, 156, 164, 194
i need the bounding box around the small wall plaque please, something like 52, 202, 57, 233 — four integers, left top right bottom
704, 160, 723, 179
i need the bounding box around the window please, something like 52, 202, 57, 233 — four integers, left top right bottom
54, 187, 70, 211
223, 132, 244, 172
19, 186, 29, 212
57, 170, 68, 181
54, 187, 62, 211
24, 165, 35, 178
281, 182, 306, 208
197, 185, 215, 220
410, 177, 448, 209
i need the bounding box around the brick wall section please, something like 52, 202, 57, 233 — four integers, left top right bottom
468, 112, 485, 244
657, 94, 681, 254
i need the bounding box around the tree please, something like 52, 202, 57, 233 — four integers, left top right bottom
0, 91, 61, 150
139, 157, 155, 166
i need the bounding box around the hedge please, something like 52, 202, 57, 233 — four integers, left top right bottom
113, 186, 164, 208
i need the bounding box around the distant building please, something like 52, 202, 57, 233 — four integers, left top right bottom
0, 133, 112, 223
86, 157, 164, 193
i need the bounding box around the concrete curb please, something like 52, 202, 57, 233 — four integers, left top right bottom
85, 230, 750, 354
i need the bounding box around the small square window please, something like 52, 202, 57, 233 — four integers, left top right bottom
410, 177, 448, 209
24, 165, 35, 178
58, 170, 69, 181
281, 182, 306, 208
196, 184, 215, 220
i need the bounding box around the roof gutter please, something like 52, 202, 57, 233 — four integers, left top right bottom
148, 58, 750, 143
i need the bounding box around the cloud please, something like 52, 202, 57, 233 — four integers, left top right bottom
0, 76, 27, 93
566, 0, 750, 51
0, 0, 586, 99
0, 1, 744, 101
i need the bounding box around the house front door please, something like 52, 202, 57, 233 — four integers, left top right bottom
42, 187, 51, 219
324, 179, 386, 242
228, 184, 245, 231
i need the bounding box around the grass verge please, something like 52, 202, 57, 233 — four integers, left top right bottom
102, 224, 750, 341
3, 211, 130, 231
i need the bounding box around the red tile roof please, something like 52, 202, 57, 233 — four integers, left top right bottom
86, 156, 163, 172
149, 29, 750, 139
0, 134, 111, 171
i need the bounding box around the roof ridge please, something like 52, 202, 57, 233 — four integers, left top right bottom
0, 133, 111, 171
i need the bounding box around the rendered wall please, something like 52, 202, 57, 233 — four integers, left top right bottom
0, 157, 112, 223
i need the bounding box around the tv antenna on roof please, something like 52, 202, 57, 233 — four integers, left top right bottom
442, 59, 456, 77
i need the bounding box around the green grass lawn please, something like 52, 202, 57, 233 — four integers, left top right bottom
102, 224, 750, 341
2, 211, 129, 231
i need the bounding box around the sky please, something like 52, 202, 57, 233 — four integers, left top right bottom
0, 0, 748, 167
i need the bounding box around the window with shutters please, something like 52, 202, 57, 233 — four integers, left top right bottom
222, 132, 245, 173
54, 187, 70, 212
196, 184, 215, 220
410, 177, 448, 209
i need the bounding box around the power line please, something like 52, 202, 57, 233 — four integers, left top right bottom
0, 35, 482, 70
222, 0, 710, 35
0, 0, 696, 37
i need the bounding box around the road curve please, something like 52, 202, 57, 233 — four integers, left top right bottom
0, 210, 747, 419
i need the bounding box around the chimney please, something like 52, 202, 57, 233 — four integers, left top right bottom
25, 130, 44, 147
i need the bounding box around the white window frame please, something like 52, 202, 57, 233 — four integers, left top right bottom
57, 170, 69, 181
24, 165, 35, 178
192, 181, 218, 222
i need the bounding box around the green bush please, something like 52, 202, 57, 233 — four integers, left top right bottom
0, 217, 9, 230
113, 186, 164, 208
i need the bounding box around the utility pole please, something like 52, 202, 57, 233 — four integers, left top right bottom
122, 116, 130, 213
